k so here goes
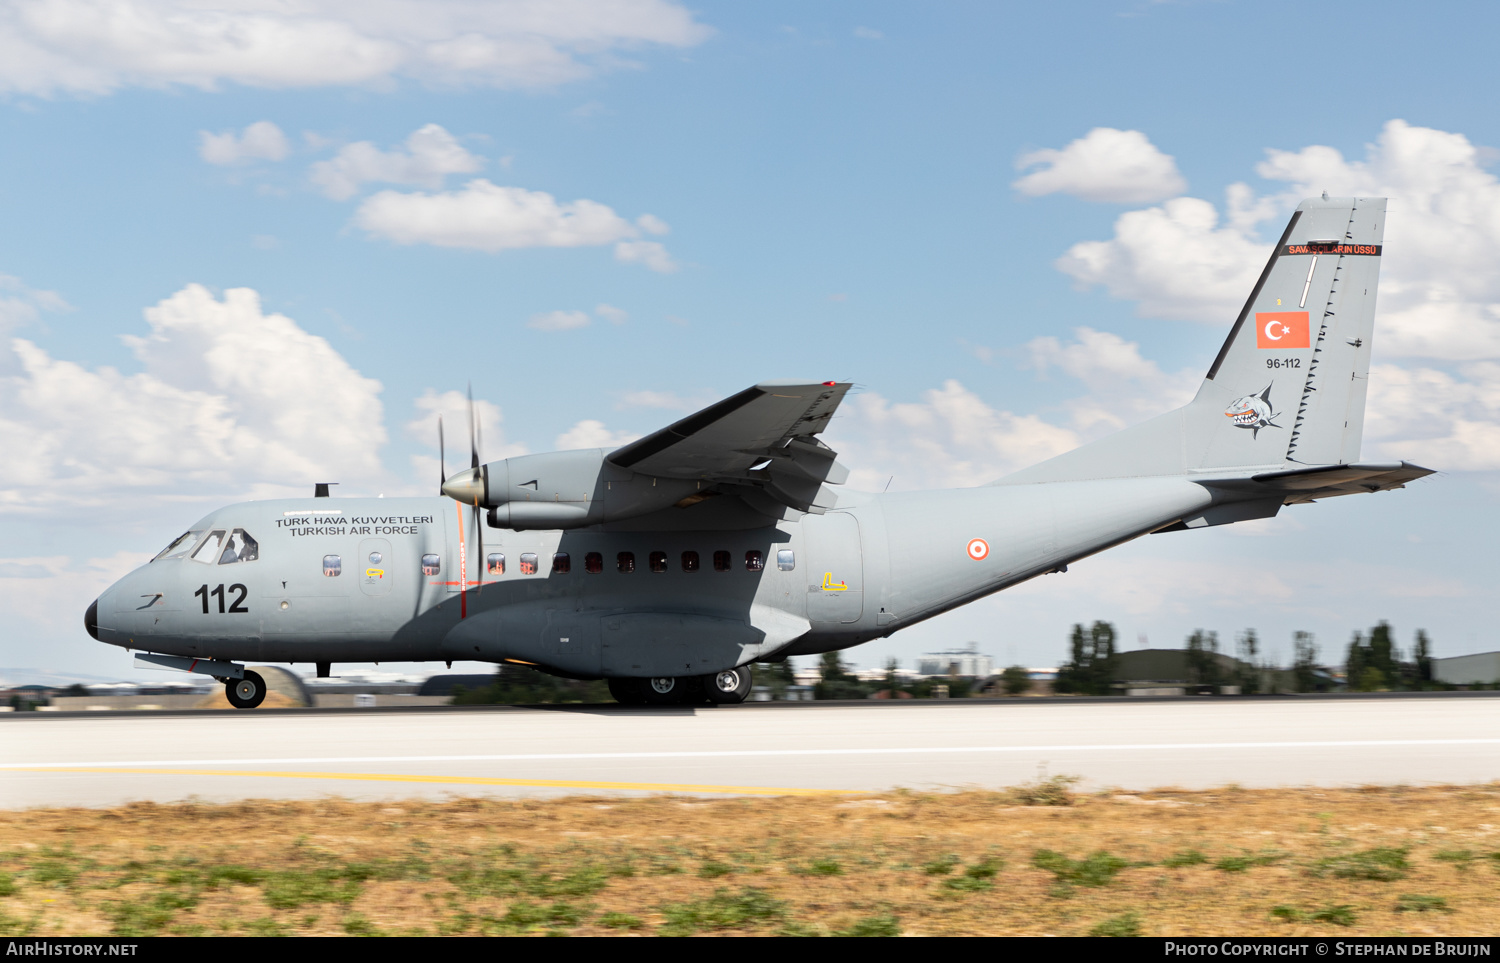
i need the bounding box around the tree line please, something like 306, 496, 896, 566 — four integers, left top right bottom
1053, 619, 1442, 695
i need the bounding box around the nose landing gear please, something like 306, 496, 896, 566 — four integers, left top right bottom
225, 670, 267, 709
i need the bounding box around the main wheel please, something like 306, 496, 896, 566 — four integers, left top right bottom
639, 676, 694, 705
703, 665, 754, 704
226, 670, 267, 709
607, 677, 645, 705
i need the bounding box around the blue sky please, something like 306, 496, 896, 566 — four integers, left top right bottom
3, 0, 1499, 681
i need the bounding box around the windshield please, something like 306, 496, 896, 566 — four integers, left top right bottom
153, 531, 203, 562
190, 531, 227, 564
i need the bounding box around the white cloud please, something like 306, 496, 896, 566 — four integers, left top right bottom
527, 309, 590, 331
1055, 193, 1271, 323
0, 0, 711, 96
1046, 120, 1500, 471
853, 26, 883, 40
406, 389, 524, 489
613, 239, 677, 272
1363, 362, 1500, 470
1025, 326, 1196, 435
0, 283, 385, 513
1058, 120, 1500, 352
1014, 128, 1187, 204
828, 380, 1079, 491
1251, 120, 1500, 362
635, 213, 670, 235
353, 180, 675, 269
595, 303, 628, 324
555, 419, 639, 450
0, 274, 69, 336
198, 120, 289, 165
309, 124, 484, 200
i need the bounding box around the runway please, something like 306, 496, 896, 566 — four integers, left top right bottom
4, 694, 1499, 808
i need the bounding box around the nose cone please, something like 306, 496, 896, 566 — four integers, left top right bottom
85, 598, 99, 640
442, 466, 487, 504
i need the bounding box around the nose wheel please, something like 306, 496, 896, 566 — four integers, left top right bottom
225, 670, 267, 709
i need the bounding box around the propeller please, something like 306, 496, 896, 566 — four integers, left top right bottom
466, 384, 484, 593
438, 385, 490, 599
437, 415, 446, 491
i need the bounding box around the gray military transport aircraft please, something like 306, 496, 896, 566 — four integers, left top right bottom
86, 196, 1430, 707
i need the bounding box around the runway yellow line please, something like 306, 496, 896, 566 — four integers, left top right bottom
14, 767, 846, 797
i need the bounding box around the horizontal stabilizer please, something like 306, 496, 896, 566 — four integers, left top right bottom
1202, 461, 1434, 504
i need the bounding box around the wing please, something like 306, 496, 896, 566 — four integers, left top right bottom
607, 380, 853, 513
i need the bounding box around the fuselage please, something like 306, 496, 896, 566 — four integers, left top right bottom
91, 476, 1215, 678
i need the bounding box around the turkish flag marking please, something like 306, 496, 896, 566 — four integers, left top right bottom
1255, 311, 1310, 349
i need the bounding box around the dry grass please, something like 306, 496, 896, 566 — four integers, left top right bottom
3, 780, 1500, 936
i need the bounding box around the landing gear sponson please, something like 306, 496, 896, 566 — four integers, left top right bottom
608, 665, 753, 706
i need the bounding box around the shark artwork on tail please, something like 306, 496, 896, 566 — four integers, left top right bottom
1224, 385, 1279, 438
88, 196, 1432, 707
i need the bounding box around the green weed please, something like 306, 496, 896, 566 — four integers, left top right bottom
833, 913, 901, 937
1310, 847, 1408, 882
658, 887, 787, 936
1033, 849, 1130, 889
1162, 850, 1207, 868
1089, 912, 1141, 937
1396, 894, 1452, 913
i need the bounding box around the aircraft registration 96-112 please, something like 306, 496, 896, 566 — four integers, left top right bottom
86, 196, 1431, 707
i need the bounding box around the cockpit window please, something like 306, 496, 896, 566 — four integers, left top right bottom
190, 531, 227, 564
218, 529, 259, 564
153, 530, 203, 562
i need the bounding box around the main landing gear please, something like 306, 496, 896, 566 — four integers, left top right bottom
609, 665, 753, 706
224, 670, 267, 709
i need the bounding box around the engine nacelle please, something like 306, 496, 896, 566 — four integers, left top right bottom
444, 449, 704, 530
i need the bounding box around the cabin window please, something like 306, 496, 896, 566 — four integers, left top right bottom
154, 530, 203, 562
617, 552, 636, 574
368, 551, 382, 566
487, 553, 505, 575
324, 555, 343, 577
519, 553, 539, 575
585, 552, 603, 574
649, 551, 668, 573
745, 550, 764, 572
191, 530, 227, 564
713, 550, 731, 572
681, 551, 700, 573
552, 552, 570, 574
421, 554, 441, 576
217, 530, 259, 564
777, 549, 795, 571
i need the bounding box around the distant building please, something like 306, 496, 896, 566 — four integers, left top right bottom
1432, 652, 1500, 686
916, 644, 992, 679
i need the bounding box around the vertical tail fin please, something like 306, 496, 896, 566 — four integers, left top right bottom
1197, 195, 1385, 468
996, 197, 1386, 485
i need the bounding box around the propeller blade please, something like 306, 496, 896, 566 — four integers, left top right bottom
438, 415, 447, 490
473, 500, 484, 594
467, 382, 479, 471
